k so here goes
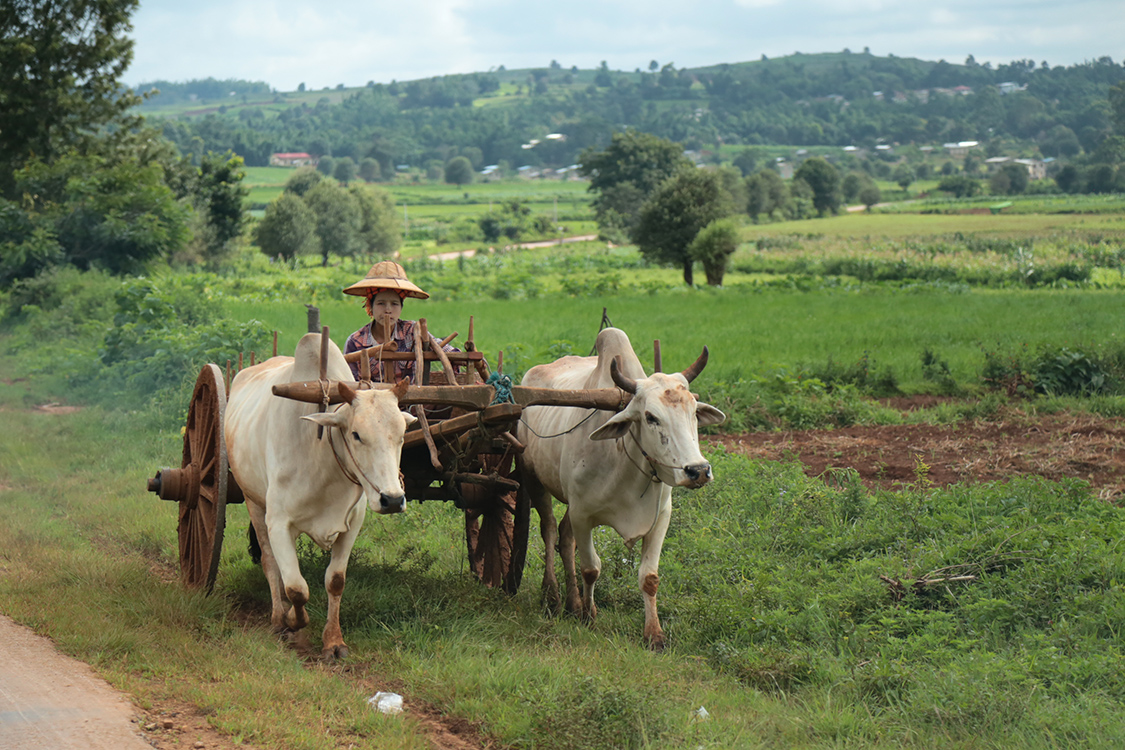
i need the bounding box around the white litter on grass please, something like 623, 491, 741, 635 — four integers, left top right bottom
693, 705, 710, 720
368, 692, 404, 714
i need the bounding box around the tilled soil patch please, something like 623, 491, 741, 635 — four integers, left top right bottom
706, 412, 1125, 501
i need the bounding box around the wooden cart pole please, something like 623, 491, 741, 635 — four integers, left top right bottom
412, 323, 442, 470
420, 317, 459, 385
359, 348, 372, 385
465, 315, 491, 381
316, 325, 330, 439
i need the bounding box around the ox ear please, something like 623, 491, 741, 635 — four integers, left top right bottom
401, 410, 418, 427
589, 410, 634, 441
696, 402, 727, 427
301, 410, 348, 429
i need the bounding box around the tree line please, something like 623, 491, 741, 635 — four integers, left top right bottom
147, 52, 1125, 179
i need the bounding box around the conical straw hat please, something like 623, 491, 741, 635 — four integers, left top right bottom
342, 260, 429, 299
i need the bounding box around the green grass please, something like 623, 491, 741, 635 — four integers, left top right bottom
3, 364, 1125, 749
7, 211, 1125, 746
742, 210, 1125, 240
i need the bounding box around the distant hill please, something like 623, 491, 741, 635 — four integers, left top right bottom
136, 51, 1125, 172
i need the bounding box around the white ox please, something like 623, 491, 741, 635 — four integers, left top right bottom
516, 328, 725, 649
224, 333, 416, 660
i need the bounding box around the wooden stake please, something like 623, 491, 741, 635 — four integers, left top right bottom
412, 323, 442, 470
238, 352, 243, 371
653, 339, 662, 373
272, 330, 278, 357
360, 348, 371, 384
250, 351, 256, 367
317, 326, 330, 439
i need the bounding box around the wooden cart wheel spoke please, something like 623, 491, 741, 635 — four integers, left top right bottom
174, 364, 229, 592
463, 450, 530, 595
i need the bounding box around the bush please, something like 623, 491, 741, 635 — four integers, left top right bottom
981, 342, 1122, 397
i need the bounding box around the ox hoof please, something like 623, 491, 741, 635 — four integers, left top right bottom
321, 644, 349, 663
285, 609, 310, 631
540, 582, 562, 614
645, 634, 666, 653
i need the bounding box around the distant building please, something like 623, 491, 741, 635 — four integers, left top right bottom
1015, 158, 1047, 180
943, 141, 979, 158
269, 152, 316, 167
985, 156, 1047, 180
998, 82, 1027, 95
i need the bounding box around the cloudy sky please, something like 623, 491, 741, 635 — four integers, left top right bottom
127, 0, 1124, 91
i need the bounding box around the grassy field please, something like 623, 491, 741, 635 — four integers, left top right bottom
4, 203, 1125, 748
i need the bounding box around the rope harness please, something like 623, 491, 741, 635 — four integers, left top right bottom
486, 371, 513, 405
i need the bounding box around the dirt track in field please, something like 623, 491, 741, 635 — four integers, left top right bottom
705, 399, 1125, 502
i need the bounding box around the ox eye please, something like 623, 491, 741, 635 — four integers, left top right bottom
645, 412, 660, 426
351, 431, 363, 443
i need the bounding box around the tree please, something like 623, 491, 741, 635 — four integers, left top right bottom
350, 185, 401, 257
0, 199, 64, 286
745, 169, 788, 221
191, 152, 247, 266
284, 167, 322, 197
1055, 164, 1082, 193
937, 174, 981, 198
334, 156, 357, 185
689, 217, 741, 286
445, 156, 474, 185
579, 130, 692, 233
594, 61, 612, 87
732, 149, 761, 177
634, 169, 734, 286
15, 152, 189, 274
0, 0, 142, 198
793, 157, 842, 216
841, 172, 864, 203
316, 156, 336, 176
858, 181, 881, 210
991, 163, 1028, 195
359, 157, 381, 182
254, 192, 318, 261
892, 163, 914, 192
303, 181, 362, 264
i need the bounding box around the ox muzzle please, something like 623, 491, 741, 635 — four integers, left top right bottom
374, 491, 407, 514
679, 462, 713, 489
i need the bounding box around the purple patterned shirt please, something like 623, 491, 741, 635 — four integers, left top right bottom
344, 319, 459, 382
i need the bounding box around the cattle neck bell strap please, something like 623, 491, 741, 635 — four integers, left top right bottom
327, 425, 363, 487
323, 408, 385, 494
620, 434, 661, 486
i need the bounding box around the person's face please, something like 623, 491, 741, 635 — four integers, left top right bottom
371, 289, 403, 334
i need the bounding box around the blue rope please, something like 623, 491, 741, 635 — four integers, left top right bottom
486, 371, 514, 405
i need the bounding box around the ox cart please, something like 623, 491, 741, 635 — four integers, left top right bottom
146, 309, 636, 597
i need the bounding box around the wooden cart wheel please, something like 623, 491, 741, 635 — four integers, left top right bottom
464, 450, 529, 595
147, 364, 228, 592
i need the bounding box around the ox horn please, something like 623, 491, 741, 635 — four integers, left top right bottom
610, 356, 637, 394
679, 346, 710, 384
337, 381, 357, 404
391, 378, 410, 402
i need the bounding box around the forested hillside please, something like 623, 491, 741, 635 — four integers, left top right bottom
141, 51, 1125, 172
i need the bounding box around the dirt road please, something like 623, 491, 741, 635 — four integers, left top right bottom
429, 233, 599, 261
0, 615, 151, 749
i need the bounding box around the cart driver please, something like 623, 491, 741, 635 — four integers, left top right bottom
342, 260, 459, 383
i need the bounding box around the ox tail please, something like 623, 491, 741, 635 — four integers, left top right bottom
248, 524, 262, 565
